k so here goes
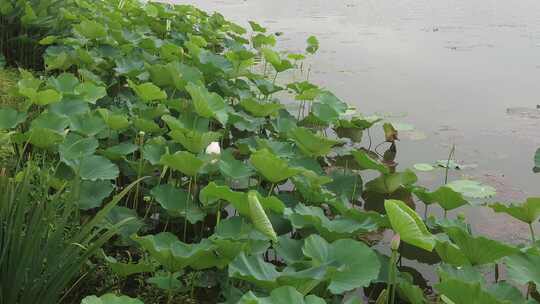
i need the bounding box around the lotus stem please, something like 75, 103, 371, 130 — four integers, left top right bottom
216, 201, 222, 229
529, 223, 536, 244
134, 132, 145, 210
183, 177, 193, 242
444, 144, 455, 185
167, 271, 173, 304
387, 249, 399, 304
387, 234, 400, 304
268, 183, 275, 196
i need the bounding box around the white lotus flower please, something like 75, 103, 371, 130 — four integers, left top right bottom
206, 141, 221, 155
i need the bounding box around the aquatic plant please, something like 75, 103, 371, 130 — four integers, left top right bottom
0, 0, 539, 303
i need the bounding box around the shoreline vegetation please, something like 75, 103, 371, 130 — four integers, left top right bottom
1, 0, 539, 303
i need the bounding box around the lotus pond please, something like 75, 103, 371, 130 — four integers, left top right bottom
0, 0, 539, 303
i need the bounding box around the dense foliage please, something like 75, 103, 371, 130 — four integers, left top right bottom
1, 0, 539, 303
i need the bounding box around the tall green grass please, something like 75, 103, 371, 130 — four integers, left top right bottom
0, 165, 140, 304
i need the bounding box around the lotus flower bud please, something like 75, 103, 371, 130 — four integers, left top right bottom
138, 131, 145, 145
391, 233, 400, 251
205, 141, 221, 156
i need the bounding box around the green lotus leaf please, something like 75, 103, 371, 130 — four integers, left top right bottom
50, 100, 90, 116
248, 20, 267, 33
434, 239, 469, 266
238, 286, 326, 304
146, 272, 183, 292
398, 276, 427, 304
104, 206, 143, 239
229, 251, 324, 293
486, 282, 529, 304
291, 171, 335, 204
70, 112, 107, 136
251, 78, 284, 96
306, 35, 319, 54
384, 199, 436, 251
289, 127, 339, 157
252, 33, 276, 49
27, 127, 64, 148
350, 150, 390, 174
383, 122, 398, 142
44, 51, 72, 71
81, 293, 143, 304
287, 204, 378, 241
239, 98, 282, 117
250, 149, 301, 183
311, 91, 348, 123
74, 20, 107, 40
114, 56, 144, 77
128, 80, 167, 102
302, 235, 380, 294
419, 186, 468, 211
186, 82, 229, 125
169, 128, 221, 154
435, 279, 509, 304
75, 82, 107, 104
134, 232, 236, 272
505, 251, 540, 287
199, 182, 285, 216
150, 184, 205, 224
261, 48, 281, 68
365, 170, 418, 194
228, 252, 280, 289
102, 142, 138, 160
104, 255, 154, 277
325, 169, 363, 201
489, 197, 540, 224
142, 140, 167, 165
133, 118, 161, 133
413, 163, 435, 172
38, 35, 57, 45
77, 180, 114, 210
148, 61, 203, 90
79, 155, 120, 181
59, 133, 99, 166
0, 107, 27, 129
98, 109, 130, 130
444, 227, 518, 265
160, 151, 203, 176
446, 179, 496, 199
33, 89, 62, 105
437, 264, 486, 284
48, 73, 79, 94
256, 139, 296, 159
248, 191, 277, 242
218, 149, 254, 181
31, 112, 69, 132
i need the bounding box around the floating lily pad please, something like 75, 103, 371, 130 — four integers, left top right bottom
446, 180, 496, 199
413, 163, 435, 172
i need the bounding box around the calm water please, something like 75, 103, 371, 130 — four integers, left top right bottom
169, 0, 540, 241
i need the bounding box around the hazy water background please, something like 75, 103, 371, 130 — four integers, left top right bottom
167, 0, 540, 241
